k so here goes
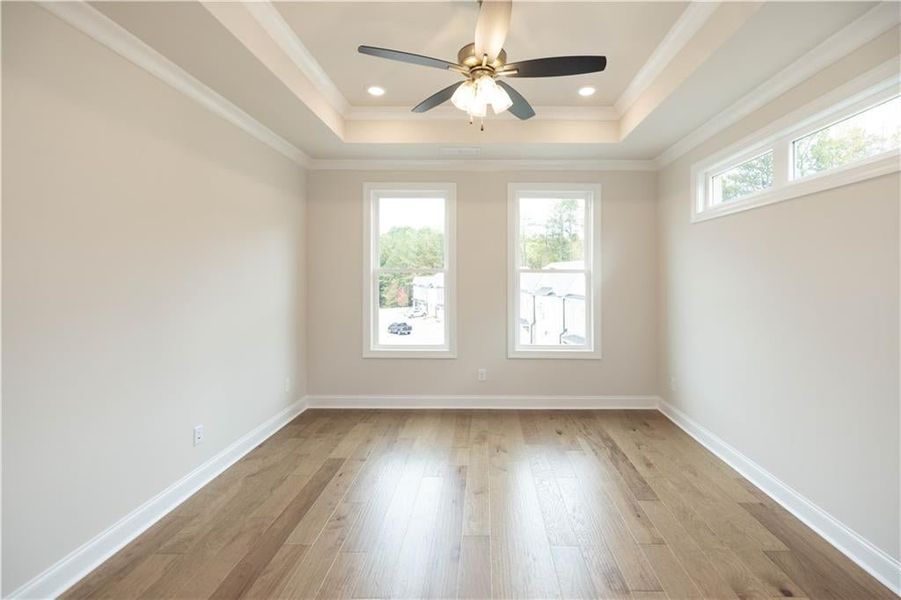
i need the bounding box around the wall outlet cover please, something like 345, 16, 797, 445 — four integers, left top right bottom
193, 425, 205, 446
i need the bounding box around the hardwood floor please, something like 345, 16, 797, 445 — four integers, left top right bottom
62, 410, 896, 599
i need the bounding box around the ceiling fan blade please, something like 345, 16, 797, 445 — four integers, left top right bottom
497, 80, 535, 120
502, 56, 607, 78
474, 0, 512, 63
358, 45, 460, 71
412, 82, 465, 113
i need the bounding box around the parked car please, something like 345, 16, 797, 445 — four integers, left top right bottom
387, 322, 412, 335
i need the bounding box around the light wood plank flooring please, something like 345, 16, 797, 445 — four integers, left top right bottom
62, 410, 896, 599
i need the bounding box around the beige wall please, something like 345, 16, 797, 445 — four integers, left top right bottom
2, 4, 307, 593
657, 29, 900, 561
4, 0, 898, 594
306, 169, 657, 397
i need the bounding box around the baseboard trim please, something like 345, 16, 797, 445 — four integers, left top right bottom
8, 398, 308, 600
657, 398, 901, 596
305, 394, 660, 410
16, 395, 895, 598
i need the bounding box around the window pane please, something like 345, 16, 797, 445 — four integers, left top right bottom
518, 272, 586, 347
711, 151, 774, 204
519, 196, 585, 270
377, 272, 445, 347
794, 96, 901, 178
378, 197, 445, 269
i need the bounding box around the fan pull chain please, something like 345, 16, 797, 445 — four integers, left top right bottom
465, 115, 485, 131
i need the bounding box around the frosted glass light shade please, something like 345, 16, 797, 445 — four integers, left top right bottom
491, 85, 513, 113
451, 76, 510, 118
451, 81, 475, 112
469, 97, 488, 118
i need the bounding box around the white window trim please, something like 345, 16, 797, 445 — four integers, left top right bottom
691, 63, 901, 223
362, 182, 457, 358
507, 183, 602, 359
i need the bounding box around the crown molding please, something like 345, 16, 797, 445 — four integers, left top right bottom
243, 1, 350, 115
344, 104, 620, 122
308, 158, 656, 172
243, 0, 700, 127
39, 1, 311, 168
251, 0, 716, 126
653, 1, 901, 169
615, 1, 720, 115
39, 0, 897, 173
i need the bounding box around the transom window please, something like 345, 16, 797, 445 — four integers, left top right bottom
363, 183, 456, 357
710, 150, 774, 205
508, 184, 602, 359
692, 74, 900, 222
793, 95, 900, 179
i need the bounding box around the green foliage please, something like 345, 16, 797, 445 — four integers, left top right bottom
379, 227, 444, 270
718, 152, 773, 203
721, 116, 900, 200
378, 227, 443, 308
521, 199, 584, 269
795, 126, 899, 177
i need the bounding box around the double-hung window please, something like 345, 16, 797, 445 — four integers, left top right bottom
508, 183, 602, 359
363, 183, 456, 357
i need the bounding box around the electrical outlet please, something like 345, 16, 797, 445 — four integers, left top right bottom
193, 425, 205, 447
669, 377, 678, 392
477, 368, 487, 382
284, 377, 292, 393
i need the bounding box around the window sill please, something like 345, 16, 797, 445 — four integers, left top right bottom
693, 147, 899, 224
508, 349, 602, 360
363, 349, 456, 359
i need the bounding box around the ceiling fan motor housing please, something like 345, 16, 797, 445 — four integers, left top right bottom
458, 43, 507, 75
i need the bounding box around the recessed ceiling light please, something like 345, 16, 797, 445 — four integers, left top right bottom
367, 86, 386, 97
578, 86, 596, 97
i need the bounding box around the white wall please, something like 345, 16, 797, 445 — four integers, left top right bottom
657, 28, 900, 564
1, 4, 307, 593
306, 169, 657, 397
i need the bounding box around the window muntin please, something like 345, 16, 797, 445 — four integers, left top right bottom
364, 184, 455, 357
509, 185, 600, 358
793, 95, 901, 179
710, 151, 774, 204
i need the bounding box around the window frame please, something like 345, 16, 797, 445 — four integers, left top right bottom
362, 182, 457, 358
507, 183, 602, 360
691, 71, 900, 223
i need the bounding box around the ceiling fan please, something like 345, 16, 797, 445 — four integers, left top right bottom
357, 0, 606, 126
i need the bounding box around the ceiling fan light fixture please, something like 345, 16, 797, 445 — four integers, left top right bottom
451, 80, 476, 112
358, 0, 607, 124
452, 75, 511, 118
469, 96, 489, 118
490, 84, 513, 114
476, 75, 512, 114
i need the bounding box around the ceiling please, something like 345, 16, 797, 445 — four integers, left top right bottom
276, 2, 686, 107
84, 1, 894, 164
